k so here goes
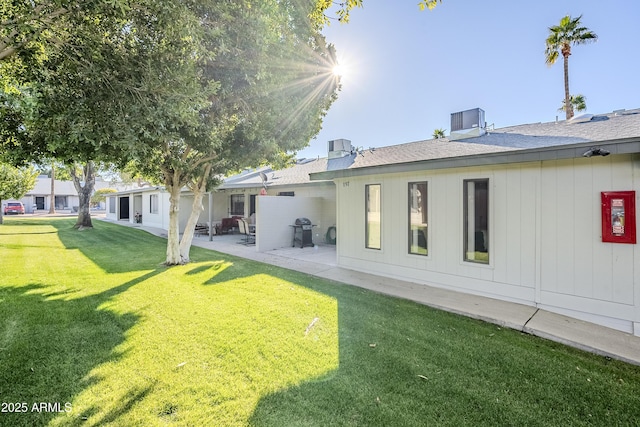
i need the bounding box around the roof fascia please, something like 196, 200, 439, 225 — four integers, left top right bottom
310, 138, 640, 181
219, 180, 333, 191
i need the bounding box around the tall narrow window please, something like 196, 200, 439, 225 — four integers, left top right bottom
408, 182, 428, 255
464, 179, 489, 263
150, 194, 159, 214
366, 184, 381, 249
109, 197, 116, 214
230, 194, 245, 216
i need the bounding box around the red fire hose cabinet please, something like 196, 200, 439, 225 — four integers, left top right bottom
601, 191, 636, 244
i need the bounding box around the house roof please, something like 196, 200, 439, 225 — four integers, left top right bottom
462, 109, 640, 148
183, 108, 640, 190
310, 108, 640, 180
27, 177, 117, 196
219, 158, 333, 189
218, 140, 516, 190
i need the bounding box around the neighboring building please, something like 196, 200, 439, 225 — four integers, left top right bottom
310, 108, 640, 336
4, 176, 119, 213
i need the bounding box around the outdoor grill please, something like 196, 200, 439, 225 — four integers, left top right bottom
291, 217, 315, 248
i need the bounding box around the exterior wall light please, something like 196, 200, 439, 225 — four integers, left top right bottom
583, 147, 611, 157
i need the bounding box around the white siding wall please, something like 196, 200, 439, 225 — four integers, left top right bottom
539, 155, 640, 332
334, 154, 640, 334
335, 165, 538, 304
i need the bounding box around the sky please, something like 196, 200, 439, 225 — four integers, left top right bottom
297, 0, 640, 159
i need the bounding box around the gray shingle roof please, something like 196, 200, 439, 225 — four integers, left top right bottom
222, 108, 640, 187
220, 159, 332, 189
327, 139, 516, 170
461, 109, 640, 148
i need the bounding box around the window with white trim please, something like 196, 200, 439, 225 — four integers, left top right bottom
230, 194, 245, 216
366, 184, 381, 250
150, 194, 159, 214
408, 182, 428, 255
463, 179, 489, 264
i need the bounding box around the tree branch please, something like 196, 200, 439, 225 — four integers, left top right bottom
0, 6, 68, 61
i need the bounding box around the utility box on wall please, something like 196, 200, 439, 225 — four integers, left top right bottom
601, 191, 636, 244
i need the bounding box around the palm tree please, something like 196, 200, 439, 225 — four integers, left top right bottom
545, 15, 597, 120
558, 94, 587, 114
432, 128, 446, 139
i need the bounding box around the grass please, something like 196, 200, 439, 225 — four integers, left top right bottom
1, 217, 639, 426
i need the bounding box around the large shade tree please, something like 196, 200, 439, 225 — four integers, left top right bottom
545, 15, 597, 120
2, 1, 341, 263
1, 1, 136, 229
122, 1, 342, 264
2, 0, 444, 263
311, 0, 441, 23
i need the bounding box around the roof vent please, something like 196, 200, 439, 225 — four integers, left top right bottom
568, 113, 593, 123
296, 158, 315, 165
449, 108, 486, 140
328, 139, 353, 159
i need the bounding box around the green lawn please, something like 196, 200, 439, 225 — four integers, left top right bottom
1, 217, 639, 426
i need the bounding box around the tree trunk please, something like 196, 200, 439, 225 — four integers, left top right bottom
563, 53, 573, 120
71, 161, 96, 229
179, 184, 206, 263
178, 164, 211, 263
0, 197, 3, 224
48, 164, 56, 214
165, 182, 184, 265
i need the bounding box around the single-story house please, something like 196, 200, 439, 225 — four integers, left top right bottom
105, 157, 337, 251
309, 108, 640, 336
4, 176, 119, 213
106, 107, 640, 336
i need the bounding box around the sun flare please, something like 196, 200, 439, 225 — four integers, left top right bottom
332, 63, 346, 77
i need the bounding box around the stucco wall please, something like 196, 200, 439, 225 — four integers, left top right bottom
256, 196, 323, 251
139, 191, 168, 230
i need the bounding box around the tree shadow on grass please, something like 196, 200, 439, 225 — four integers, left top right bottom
65, 384, 156, 427
49, 218, 168, 274
185, 261, 228, 277
0, 271, 160, 426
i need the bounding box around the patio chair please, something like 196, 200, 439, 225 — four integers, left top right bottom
219, 217, 235, 234
194, 223, 209, 237
238, 218, 255, 245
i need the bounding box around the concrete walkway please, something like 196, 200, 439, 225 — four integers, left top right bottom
104, 219, 640, 366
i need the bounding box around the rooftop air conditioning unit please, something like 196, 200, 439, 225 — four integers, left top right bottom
449, 108, 486, 141
328, 139, 353, 159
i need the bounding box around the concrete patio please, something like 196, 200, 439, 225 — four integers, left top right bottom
192, 231, 338, 274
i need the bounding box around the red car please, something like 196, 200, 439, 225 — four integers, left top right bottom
4, 202, 25, 215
